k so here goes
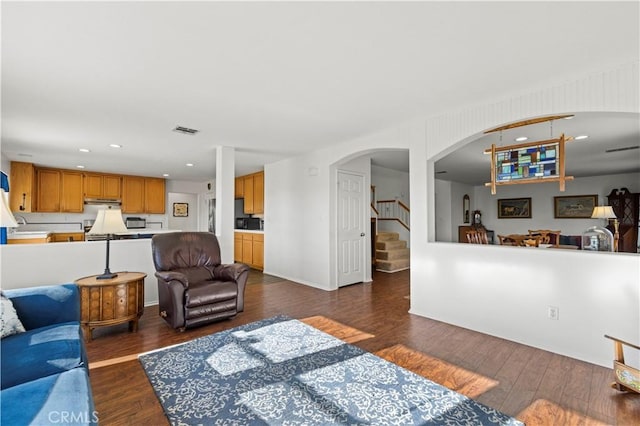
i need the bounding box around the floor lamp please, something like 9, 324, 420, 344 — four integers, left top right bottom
88, 208, 128, 279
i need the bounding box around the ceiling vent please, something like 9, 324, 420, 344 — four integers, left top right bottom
605, 145, 639, 154
173, 126, 199, 135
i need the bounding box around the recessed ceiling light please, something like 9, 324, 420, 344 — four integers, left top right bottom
575, 135, 589, 140
76, 165, 85, 169
109, 144, 122, 148
79, 148, 90, 153
162, 173, 169, 177
563, 116, 574, 120
515, 136, 528, 142
186, 163, 194, 167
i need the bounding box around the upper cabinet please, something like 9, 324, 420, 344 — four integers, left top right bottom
235, 177, 244, 199
122, 176, 165, 214
36, 168, 61, 212
253, 171, 264, 214
60, 171, 84, 212
9, 161, 34, 212
238, 171, 264, 215
84, 173, 121, 199
144, 177, 166, 214
9, 161, 163, 214
35, 168, 83, 213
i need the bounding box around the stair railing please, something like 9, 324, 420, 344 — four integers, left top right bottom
377, 199, 410, 231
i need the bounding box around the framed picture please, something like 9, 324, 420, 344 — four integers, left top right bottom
497, 197, 532, 219
173, 202, 189, 217
554, 194, 597, 218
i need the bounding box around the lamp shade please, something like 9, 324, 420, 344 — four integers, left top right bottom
591, 206, 617, 219
0, 189, 19, 228
88, 209, 127, 234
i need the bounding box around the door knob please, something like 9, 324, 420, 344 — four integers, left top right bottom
360, 233, 365, 237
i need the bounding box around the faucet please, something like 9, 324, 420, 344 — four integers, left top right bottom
14, 215, 27, 226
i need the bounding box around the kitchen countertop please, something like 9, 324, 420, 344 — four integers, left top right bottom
234, 229, 264, 234
115, 228, 181, 236
7, 231, 52, 240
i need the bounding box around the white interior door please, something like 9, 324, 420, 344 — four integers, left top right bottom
337, 170, 365, 287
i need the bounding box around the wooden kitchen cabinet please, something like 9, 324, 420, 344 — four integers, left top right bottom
122, 176, 165, 214
35, 169, 83, 213
84, 173, 121, 199
36, 168, 61, 212
144, 177, 165, 214
235, 231, 264, 270
51, 232, 85, 242
122, 176, 145, 213
239, 171, 264, 215
253, 172, 264, 214
242, 233, 254, 266
235, 177, 244, 199
252, 233, 264, 269
9, 161, 35, 212
243, 174, 254, 213
234, 233, 243, 262
60, 171, 84, 212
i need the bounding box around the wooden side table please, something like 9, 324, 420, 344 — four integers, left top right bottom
74, 272, 146, 341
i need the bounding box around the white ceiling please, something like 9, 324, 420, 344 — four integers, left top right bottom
2, 2, 638, 181
435, 112, 640, 185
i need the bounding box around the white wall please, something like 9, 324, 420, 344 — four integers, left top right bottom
167, 192, 199, 231
371, 164, 410, 206
1, 239, 160, 306
434, 179, 452, 242
415, 61, 640, 368
437, 172, 640, 243
265, 133, 415, 290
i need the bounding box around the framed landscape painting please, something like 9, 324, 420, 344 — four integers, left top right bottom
497, 198, 532, 219
554, 195, 597, 218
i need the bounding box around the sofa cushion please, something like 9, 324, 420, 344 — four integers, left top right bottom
1, 368, 97, 426
0, 293, 25, 338
1, 322, 84, 389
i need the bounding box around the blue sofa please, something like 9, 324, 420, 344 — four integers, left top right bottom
1, 284, 97, 425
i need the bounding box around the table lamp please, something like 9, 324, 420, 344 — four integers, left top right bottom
0, 189, 19, 228
591, 205, 619, 251
88, 208, 128, 279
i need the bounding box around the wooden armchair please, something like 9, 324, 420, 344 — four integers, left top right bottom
528, 229, 561, 246
604, 335, 640, 393
466, 229, 489, 244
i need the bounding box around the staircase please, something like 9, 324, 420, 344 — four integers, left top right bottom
375, 232, 410, 273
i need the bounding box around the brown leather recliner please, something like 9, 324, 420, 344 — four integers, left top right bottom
151, 232, 250, 331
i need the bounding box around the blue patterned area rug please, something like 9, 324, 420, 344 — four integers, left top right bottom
139, 315, 523, 425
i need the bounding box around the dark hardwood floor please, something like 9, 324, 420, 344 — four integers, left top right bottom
87, 270, 639, 425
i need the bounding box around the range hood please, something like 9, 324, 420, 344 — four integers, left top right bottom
84, 197, 122, 206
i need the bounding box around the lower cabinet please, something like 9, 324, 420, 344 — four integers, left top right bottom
234, 231, 264, 270
51, 232, 85, 242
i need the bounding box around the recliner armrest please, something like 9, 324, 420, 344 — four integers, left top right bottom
214, 263, 250, 282
155, 271, 189, 288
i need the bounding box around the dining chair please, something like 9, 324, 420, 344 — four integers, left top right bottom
466, 229, 489, 244
528, 229, 561, 246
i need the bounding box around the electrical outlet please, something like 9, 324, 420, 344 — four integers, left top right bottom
548, 306, 559, 320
